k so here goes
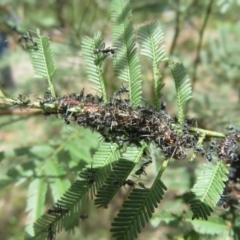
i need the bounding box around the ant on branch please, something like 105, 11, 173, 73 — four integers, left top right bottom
79, 162, 96, 184
112, 85, 129, 105
18, 31, 37, 49
111, 170, 143, 191
86, 166, 95, 184
226, 123, 235, 132
39, 91, 56, 105
94, 47, 117, 55
13, 94, 31, 110
113, 178, 136, 188
114, 85, 129, 96
47, 203, 68, 215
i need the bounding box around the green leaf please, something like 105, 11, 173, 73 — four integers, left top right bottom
28, 31, 56, 97
111, 0, 142, 106
81, 32, 107, 101
30, 179, 89, 240
110, 178, 167, 240
137, 21, 168, 106
169, 62, 192, 125
189, 161, 229, 220
29, 142, 121, 240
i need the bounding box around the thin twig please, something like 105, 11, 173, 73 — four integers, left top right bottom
162, 0, 181, 77
169, 0, 181, 56
192, 0, 214, 87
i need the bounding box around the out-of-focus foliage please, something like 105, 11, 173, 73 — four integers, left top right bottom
0, 0, 240, 240
202, 23, 240, 101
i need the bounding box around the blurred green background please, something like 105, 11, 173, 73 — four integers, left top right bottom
0, 0, 240, 239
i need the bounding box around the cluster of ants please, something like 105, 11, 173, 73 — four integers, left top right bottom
37, 86, 199, 161
214, 130, 240, 210
38, 86, 240, 198
13, 86, 240, 166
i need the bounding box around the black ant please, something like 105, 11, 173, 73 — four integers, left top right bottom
159, 101, 167, 116
94, 47, 117, 55
114, 85, 129, 96
42, 224, 55, 240
142, 158, 153, 168
135, 158, 152, 177
79, 162, 95, 184
135, 166, 146, 177
13, 94, 30, 105
209, 140, 217, 152
114, 136, 129, 147
112, 170, 137, 189
47, 204, 68, 215
76, 88, 85, 101
195, 144, 205, 157
113, 179, 136, 188
96, 95, 103, 103
111, 86, 129, 105
13, 94, 31, 110
217, 198, 229, 209
47, 224, 55, 240
206, 152, 212, 162
228, 142, 240, 161
226, 123, 235, 131
85, 93, 95, 103
39, 91, 56, 105
18, 31, 37, 49
87, 167, 95, 184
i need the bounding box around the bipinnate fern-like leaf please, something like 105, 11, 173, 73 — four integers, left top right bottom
111, 0, 142, 106
81, 32, 107, 102
27, 142, 121, 239
137, 21, 168, 106
189, 161, 229, 220
95, 144, 147, 208
27, 178, 89, 240
169, 62, 192, 125
28, 32, 56, 97
110, 179, 167, 240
